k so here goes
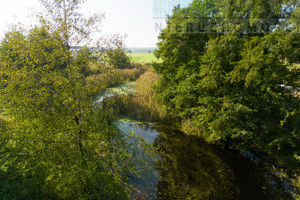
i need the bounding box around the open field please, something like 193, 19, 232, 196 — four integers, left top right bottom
129, 53, 161, 63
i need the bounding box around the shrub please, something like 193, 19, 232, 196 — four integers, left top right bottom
107, 47, 131, 69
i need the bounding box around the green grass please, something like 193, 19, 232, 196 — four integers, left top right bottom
129, 53, 161, 64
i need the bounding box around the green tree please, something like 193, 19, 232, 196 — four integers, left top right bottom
0, 1, 148, 199
154, 0, 300, 172
107, 47, 131, 69
0, 25, 140, 200
74, 46, 93, 76
39, 0, 103, 47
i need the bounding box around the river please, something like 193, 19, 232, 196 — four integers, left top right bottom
97, 83, 291, 200
115, 119, 292, 200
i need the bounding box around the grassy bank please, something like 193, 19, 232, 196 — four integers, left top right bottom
111, 68, 173, 122
100, 66, 300, 198
86, 64, 147, 95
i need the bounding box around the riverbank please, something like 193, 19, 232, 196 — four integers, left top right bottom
101, 65, 300, 199
109, 68, 174, 122
112, 118, 294, 199
86, 63, 148, 96
91, 62, 299, 198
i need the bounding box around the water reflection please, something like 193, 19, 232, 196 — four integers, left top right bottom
116, 119, 160, 199
115, 120, 287, 200
95, 82, 135, 103
154, 126, 236, 200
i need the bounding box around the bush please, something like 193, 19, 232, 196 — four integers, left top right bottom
107, 47, 131, 69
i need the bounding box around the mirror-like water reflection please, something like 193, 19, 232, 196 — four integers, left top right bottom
154, 126, 236, 200
115, 120, 289, 200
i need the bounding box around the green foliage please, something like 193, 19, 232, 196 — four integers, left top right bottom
0, 25, 149, 200
107, 47, 131, 69
74, 47, 93, 76
0, 0, 149, 199
153, 0, 300, 172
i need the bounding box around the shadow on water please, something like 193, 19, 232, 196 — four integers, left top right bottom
116, 120, 290, 200
154, 126, 236, 200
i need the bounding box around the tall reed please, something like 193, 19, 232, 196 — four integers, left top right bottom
87, 65, 147, 95
113, 68, 173, 122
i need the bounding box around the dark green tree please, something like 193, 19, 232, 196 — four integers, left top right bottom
153, 0, 300, 172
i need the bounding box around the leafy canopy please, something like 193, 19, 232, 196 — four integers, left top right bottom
0, 1, 148, 199
153, 0, 300, 172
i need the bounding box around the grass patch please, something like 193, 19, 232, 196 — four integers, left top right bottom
86, 65, 147, 95
111, 68, 174, 122
129, 53, 161, 64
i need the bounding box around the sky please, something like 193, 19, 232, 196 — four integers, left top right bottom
0, 0, 167, 48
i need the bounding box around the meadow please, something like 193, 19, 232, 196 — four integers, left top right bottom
129, 53, 161, 64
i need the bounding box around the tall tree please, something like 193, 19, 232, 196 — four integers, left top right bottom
0, 1, 147, 199
39, 0, 103, 47
154, 0, 300, 172
106, 47, 131, 69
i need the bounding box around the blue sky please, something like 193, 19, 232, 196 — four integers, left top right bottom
0, 0, 168, 48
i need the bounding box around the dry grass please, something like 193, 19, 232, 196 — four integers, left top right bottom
86, 65, 147, 95
113, 68, 173, 122
87, 64, 173, 122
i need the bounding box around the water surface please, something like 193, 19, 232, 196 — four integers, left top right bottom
116, 119, 290, 200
